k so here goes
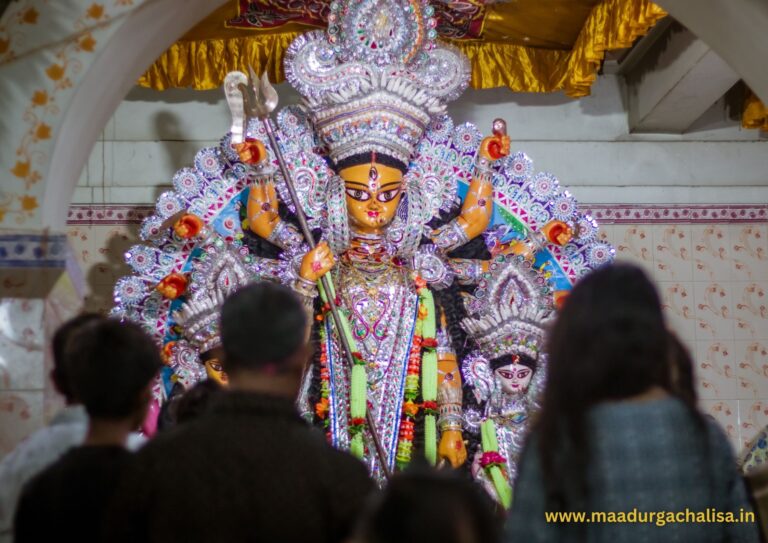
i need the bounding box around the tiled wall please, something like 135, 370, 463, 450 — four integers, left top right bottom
3, 205, 768, 459
601, 220, 768, 454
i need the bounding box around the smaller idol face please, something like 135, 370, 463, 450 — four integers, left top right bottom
495, 363, 533, 395
339, 162, 403, 235
204, 357, 229, 386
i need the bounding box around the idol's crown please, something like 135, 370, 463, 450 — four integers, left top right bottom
462, 258, 555, 361
172, 241, 252, 353
284, 0, 469, 166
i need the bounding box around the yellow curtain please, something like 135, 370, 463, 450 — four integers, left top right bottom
743, 90, 768, 131
138, 0, 667, 98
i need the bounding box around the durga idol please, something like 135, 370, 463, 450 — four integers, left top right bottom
225, 0, 517, 479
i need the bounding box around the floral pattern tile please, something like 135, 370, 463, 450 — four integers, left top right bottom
0, 299, 45, 391
0, 391, 44, 458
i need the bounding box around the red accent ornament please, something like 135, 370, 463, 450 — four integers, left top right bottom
479, 451, 507, 469
173, 214, 204, 239
156, 273, 188, 300
487, 140, 503, 160
422, 338, 438, 349
161, 341, 176, 365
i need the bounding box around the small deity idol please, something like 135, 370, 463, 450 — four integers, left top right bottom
461, 259, 551, 507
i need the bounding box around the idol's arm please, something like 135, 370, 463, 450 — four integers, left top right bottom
437, 350, 467, 468
447, 258, 487, 286
432, 128, 510, 252
235, 138, 304, 251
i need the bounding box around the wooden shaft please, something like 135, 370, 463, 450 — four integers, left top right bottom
260, 118, 392, 479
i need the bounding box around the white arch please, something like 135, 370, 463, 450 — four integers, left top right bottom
656, 0, 768, 104
41, 0, 227, 230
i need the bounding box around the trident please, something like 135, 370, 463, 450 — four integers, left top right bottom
224, 69, 391, 479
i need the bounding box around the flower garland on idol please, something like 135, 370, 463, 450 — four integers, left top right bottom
314, 274, 439, 470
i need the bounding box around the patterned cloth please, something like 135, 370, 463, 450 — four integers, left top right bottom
506, 397, 760, 543
0, 406, 145, 543
742, 428, 768, 474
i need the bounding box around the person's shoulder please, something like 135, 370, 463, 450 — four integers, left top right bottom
703, 415, 737, 461
320, 442, 371, 478
0, 422, 85, 474
129, 419, 212, 465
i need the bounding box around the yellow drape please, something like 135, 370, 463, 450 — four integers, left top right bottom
138, 0, 667, 98
743, 91, 768, 131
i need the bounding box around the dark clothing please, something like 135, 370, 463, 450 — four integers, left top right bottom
14, 445, 132, 543
106, 391, 374, 543
507, 397, 760, 543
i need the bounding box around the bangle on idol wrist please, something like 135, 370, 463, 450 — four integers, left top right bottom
293, 276, 317, 298
268, 221, 304, 251
474, 156, 493, 182
433, 219, 470, 253
439, 412, 463, 432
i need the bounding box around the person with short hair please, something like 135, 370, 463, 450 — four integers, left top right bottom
0, 313, 101, 541
506, 263, 759, 542
106, 282, 374, 543
352, 467, 501, 543
13, 319, 161, 543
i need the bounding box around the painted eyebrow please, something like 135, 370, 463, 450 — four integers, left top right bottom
380, 182, 401, 189
344, 182, 371, 189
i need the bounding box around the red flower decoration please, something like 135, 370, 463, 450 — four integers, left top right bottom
422, 338, 438, 349
161, 341, 176, 365
479, 451, 507, 469
173, 214, 204, 239
156, 273, 188, 300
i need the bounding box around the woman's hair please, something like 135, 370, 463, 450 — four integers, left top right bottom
536, 263, 707, 511
354, 467, 501, 543
667, 331, 697, 407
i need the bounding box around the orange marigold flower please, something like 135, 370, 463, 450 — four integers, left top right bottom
315, 397, 329, 419
402, 401, 419, 417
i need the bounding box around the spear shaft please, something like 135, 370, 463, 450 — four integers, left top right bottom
255, 108, 392, 480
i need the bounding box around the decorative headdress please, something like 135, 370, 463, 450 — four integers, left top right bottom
462, 256, 555, 361
284, 0, 469, 167
167, 240, 253, 383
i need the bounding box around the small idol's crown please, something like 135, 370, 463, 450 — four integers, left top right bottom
462, 258, 555, 361
462, 304, 551, 361
284, 0, 469, 166
173, 289, 225, 353
171, 241, 252, 354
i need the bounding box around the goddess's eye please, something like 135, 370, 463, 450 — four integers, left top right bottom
345, 188, 371, 201
376, 188, 400, 203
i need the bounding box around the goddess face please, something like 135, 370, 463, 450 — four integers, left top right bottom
202, 347, 229, 386
494, 363, 533, 395
338, 161, 403, 235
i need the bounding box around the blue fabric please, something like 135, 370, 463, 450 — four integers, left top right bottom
505, 397, 760, 543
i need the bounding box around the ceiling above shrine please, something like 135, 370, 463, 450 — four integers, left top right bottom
139, 0, 667, 97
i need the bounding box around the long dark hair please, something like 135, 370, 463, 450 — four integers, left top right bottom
536, 263, 706, 511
